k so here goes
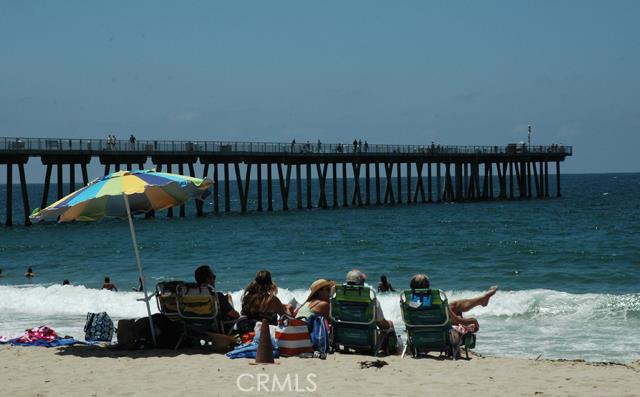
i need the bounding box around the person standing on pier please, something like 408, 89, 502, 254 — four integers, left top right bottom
129, 134, 136, 148
317, 139, 322, 152
353, 138, 358, 152
291, 139, 296, 152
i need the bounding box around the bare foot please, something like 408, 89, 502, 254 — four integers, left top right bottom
481, 285, 498, 306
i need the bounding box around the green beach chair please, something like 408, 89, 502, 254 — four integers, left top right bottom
329, 284, 395, 356
399, 288, 475, 359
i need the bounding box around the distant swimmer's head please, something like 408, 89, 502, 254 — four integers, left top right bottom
346, 269, 367, 286
194, 265, 215, 286
410, 274, 430, 289
104, 276, 111, 283
62, 280, 70, 285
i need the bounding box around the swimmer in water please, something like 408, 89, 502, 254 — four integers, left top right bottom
25, 267, 35, 278
102, 276, 118, 291
377, 275, 396, 292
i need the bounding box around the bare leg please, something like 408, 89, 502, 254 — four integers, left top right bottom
449, 286, 497, 315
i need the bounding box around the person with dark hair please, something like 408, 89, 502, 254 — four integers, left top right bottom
378, 275, 395, 292
102, 276, 118, 291
241, 269, 291, 323
62, 279, 70, 286
25, 267, 35, 279
194, 265, 239, 326
409, 274, 497, 332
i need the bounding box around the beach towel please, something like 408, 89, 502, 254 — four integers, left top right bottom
17, 325, 59, 343
225, 341, 280, 359
409, 292, 432, 308
226, 323, 279, 359
1, 326, 77, 347
11, 337, 77, 347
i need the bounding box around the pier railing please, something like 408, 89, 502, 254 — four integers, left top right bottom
0, 137, 572, 156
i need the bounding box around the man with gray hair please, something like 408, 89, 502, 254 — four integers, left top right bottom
346, 269, 393, 330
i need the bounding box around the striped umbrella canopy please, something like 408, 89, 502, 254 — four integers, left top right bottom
30, 170, 212, 222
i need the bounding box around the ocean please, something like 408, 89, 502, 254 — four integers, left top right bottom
1, 173, 639, 362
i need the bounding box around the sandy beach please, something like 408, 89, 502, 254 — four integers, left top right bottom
1, 345, 638, 397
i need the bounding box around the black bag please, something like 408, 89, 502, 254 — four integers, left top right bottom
116, 319, 137, 349
133, 314, 182, 349
153, 313, 181, 349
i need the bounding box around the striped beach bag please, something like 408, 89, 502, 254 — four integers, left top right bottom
276, 318, 314, 357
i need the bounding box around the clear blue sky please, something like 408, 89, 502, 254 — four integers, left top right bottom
1, 0, 639, 173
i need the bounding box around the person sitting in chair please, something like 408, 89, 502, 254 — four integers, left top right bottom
409, 274, 497, 332
346, 269, 393, 330
241, 269, 292, 324
194, 265, 240, 332
296, 278, 335, 318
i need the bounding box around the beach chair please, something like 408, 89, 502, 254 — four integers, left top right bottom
329, 284, 395, 356
174, 282, 222, 346
399, 288, 475, 359
155, 281, 183, 321
155, 281, 223, 348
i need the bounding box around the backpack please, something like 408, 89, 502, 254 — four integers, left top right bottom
307, 314, 330, 354
84, 312, 114, 342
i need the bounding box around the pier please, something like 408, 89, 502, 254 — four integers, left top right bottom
0, 137, 572, 226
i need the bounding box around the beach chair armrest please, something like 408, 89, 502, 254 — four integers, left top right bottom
330, 318, 376, 326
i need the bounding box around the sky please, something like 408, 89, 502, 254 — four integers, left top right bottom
1, 0, 639, 176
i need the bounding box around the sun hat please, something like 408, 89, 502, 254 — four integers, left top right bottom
306, 279, 335, 302
346, 269, 367, 285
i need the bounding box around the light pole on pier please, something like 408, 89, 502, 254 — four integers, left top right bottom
527, 123, 532, 148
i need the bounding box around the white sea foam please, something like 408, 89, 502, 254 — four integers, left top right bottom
1, 285, 639, 362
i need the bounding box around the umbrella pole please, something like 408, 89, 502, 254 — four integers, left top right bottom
123, 193, 157, 346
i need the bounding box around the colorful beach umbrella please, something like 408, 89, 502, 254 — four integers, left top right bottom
30, 169, 212, 345
30, 170, 211, 222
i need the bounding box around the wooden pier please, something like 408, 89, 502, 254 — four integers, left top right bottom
0, 137, 572, 226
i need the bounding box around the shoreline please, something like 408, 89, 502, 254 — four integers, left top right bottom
2, 345, 638, 396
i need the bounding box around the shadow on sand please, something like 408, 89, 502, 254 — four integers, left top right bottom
54, 344, 226, 359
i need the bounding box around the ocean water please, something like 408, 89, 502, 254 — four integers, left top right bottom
0, 173, 639, 362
